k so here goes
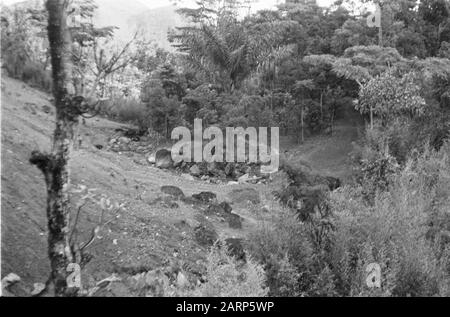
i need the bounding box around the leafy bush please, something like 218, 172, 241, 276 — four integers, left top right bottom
100, 98, 149, 129
330, 143, 450, 296
21, 61, 52, 91
192, 244, 268, 297
4, 59, 52, 92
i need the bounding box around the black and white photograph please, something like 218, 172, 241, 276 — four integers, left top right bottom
0, 0, 449, 299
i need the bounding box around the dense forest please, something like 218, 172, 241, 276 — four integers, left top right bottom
1, 0, 450, 297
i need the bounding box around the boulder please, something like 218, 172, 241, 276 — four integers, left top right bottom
118, 137, 132, 144
325, 176, 341, 191
238, 174, 250, 184
192, 192, 217, 204
224, 163, 235, 177
189, 164, 201, 177
194, 224, 219, 247
155, 149, 173, 169
228, 188, 260, 204
147, 154, 156, 164
176, 272, 190, 289
181, 173, 195, 181
160, 186, 185, 199
226, 213, 243, 229
206, 201, 233, 215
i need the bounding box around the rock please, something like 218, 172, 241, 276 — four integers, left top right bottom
42, 105, 51, 114
161, 186, 185, 199
118, 137, 131, 144
1, 273, 21, 289
176, 272, 190, 289
144, 269, 170, 297
225, 238, 246, 261
182, 173, 195, 181
226, 213, 243, 229
190, 164, 201, 176
325, 176, 341, 191
228, 188, 260, 204
31, 283, 46, 296
147, 154, 156, 164
207, 202, 233, 215
192, 191, 217, 204
194, 224, 219, 247
225, 163, 235, 177
155, 149, 173, 169
238, 174, 250, 184
227, 181, 239, 186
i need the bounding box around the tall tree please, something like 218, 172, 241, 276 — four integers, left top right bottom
30, 0, 78, 296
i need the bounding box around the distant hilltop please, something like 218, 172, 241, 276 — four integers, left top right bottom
4, 0, 187, 51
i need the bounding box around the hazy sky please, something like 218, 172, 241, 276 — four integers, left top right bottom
1, 0, 335, 9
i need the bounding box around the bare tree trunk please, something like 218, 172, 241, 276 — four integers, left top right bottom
378, 4, 383, 47
320, 91, 323, 122
370, 106, 374, 130
30, 0, 78, 297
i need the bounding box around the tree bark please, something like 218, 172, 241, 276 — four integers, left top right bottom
30, 0, 78, 296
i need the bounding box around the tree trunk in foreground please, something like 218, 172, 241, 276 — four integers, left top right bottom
30, 0, 78, 296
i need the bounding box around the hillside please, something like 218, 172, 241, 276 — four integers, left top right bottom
94, 1, 186, 50
6, 0, 186, 50
0, 76, 280, 294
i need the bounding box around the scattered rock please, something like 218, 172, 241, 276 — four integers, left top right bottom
42, 105, 51, 114
228, 188, 260, 204
1, 273, 22, 297
226, 213, 243, 229
155, 149, 173, 169
181, 173, 195, 181
194, 224, 219, 247
176, 272, 190, 289
31, 283, 46, 296
118, 137, 131, 144
147, 154, 156, 164
189, 164, 201, 177
207, 202, 233, 215
192, 191, 217, 204
325, 176, 341, 191
238, 174, 250, 184
1, 273, 21, 289
161, 185, 185, 199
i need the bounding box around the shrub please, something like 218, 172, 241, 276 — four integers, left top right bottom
247, 207, 319, 296
190, 243, 268, 297
100, 98, 150, 130
248, 143, 450, 297
21, 61, 52, 92
329, 143, 450, 296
